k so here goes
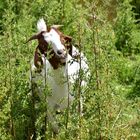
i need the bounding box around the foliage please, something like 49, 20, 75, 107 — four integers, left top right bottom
0, 0, 140, 139
114, 0, 140, 55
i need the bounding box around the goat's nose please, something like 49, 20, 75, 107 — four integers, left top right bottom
57, 50, 63, 55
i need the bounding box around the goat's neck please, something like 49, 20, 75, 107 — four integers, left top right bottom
36, 46, 66, 70
48, 52, 66, 70
51, 64, 67, 83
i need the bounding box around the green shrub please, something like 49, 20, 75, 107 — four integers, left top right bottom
114, 0, 140, 55
0, 0, 140, 139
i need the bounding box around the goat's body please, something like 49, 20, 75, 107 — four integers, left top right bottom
28, 18, 89, 134
31, 46, 88, 111
30, 47, 89, 133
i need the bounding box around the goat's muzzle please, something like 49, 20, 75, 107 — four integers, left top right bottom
56, 49, 67, 63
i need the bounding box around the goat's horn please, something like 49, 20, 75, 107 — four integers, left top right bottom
51, 25, 63, 29
25, 34, 38, 43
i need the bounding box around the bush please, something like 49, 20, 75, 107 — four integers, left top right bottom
114, 0, 140, 55
0, 0, 140, 139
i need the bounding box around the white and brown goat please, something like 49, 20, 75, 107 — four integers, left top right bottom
27, 18, 89, 133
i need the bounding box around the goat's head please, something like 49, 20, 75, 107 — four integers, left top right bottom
27, 19, 72, 69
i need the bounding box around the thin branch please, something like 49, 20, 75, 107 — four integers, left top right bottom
111, 108, 122, 130
66, 51, 70, 130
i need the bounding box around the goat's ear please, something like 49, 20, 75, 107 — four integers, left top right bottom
26, 31, 44, 43
26, 34, 38, 43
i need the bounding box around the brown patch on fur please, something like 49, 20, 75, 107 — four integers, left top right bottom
62, 35, 72, 56
35, 47, 65, 70
48, 50, 65, 69
27, 27, 73, 71
28, 32, 48, 71
34, 47, 43, 70
36, 32, 48, 55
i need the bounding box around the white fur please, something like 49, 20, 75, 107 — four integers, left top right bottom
43, 29, 66, 55
31, 49, 89, 133
31, 48, 89, 108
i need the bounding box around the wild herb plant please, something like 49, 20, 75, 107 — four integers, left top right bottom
0, 0, 140, 139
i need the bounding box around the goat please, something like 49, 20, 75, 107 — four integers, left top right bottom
27, 18, 89, 134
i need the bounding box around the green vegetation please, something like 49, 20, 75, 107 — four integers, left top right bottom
0, 0, 140, 139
